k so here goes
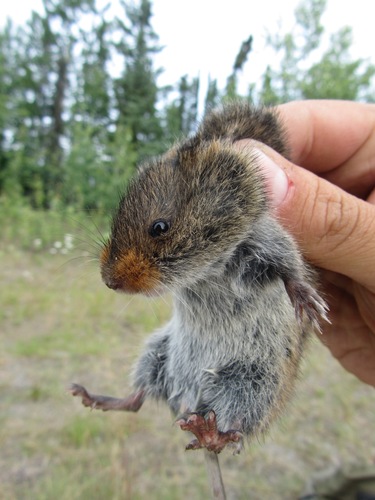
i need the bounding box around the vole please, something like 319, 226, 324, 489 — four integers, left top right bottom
71, 102, 328, 453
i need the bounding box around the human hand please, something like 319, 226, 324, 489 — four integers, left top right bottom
239, 100, 375, 386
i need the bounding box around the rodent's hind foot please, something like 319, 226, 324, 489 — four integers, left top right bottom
69, 383, 145, 412
176, 410, 243, 454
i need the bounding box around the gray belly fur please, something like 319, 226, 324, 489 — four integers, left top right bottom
134, 272, 305, 436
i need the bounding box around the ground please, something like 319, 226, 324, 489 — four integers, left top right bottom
1, 235, 374, 499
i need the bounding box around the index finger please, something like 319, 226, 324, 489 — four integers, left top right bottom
278, 100, 375, 199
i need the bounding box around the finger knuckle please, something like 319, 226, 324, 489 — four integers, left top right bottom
316, 186, 360, 254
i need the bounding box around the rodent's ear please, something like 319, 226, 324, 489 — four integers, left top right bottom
195, 102, 289, 158
175, 135, 202, 167
135, 161, 149, 175
178, 135, 201, 154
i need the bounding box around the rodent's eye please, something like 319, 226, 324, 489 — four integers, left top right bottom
149, 219, 170, 238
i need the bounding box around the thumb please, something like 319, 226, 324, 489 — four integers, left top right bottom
252, 146, 375, 292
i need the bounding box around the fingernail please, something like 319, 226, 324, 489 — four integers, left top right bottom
254, 149, 289, 207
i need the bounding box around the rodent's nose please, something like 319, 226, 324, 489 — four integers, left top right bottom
105, 279, 120, 291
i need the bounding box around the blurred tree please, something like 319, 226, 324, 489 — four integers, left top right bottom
72, 8, 112, 130
62, 121, 137, 212
164, 75, 200, 142
0, 17, 50, 207
0, 25, 11, 193
301, 27, 375, 101
204, 76, 221, 113
225, 35, 253, 100
63, 6, 116, 211
114, 0, 163, 159
259, 0, 375, 103
103, 124, 138, 208
0, 0, 97, 207
61, 122, 100, 210
42, 0, 97, 207
1, 0, 375, 213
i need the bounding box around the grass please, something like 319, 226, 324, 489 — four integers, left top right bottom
1, 205, 374, 499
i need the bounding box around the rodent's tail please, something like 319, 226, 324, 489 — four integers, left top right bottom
197, 101, 289, 157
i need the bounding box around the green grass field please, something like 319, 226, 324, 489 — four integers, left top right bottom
1, 207, 374, 499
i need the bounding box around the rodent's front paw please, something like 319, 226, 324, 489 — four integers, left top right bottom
285, 279, 329, 330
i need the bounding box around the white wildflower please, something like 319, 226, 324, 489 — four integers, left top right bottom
64, 233, 74, 250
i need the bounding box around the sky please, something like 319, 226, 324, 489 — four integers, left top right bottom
152, 0, 375, 88
1, 0, 374, 106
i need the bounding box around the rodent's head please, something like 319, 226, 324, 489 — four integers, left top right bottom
100, 139, 266, 295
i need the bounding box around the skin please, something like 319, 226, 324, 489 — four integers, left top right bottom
237, 100, 375, 387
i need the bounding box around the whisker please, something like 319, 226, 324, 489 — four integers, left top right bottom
155, 290, 172, 310
163, 283, 195, 317
210, 279, 241, 300
146, 296, 166, 326
65, 214, 110, 258
115, 294, 138, 321
87, 217, 109, 249
60, 254, 99, 268
185, 285, 212, 317
71, 235, 103, 256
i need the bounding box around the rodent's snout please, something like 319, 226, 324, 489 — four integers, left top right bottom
103, 278, 120, 291
100, 247, 162, 295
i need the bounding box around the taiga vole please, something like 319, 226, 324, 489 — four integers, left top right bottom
71, 102, 328, 453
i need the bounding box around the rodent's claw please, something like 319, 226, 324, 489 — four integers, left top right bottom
177, 411, 243, 454
185, 438, 201, 451
285, 279, 329, 331
69, 383, 95, 408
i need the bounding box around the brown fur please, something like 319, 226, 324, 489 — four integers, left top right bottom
75, 102, 328, 451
